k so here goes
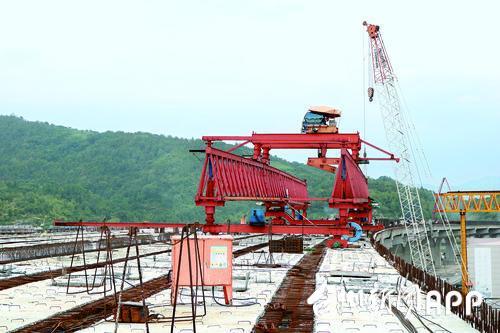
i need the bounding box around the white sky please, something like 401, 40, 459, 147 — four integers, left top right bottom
0, 0, 498, 189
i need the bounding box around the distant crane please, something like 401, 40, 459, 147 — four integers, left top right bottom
363, 21, 436, 275
435, 188, 499, 294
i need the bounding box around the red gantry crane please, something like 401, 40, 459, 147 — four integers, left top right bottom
55, 106, 397, 247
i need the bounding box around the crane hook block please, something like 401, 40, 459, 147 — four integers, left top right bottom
368, 87, 374, 102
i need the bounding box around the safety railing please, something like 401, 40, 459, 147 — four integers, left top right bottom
371, 235, 499, 333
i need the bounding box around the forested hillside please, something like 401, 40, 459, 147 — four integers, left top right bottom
0, 115, 436, 227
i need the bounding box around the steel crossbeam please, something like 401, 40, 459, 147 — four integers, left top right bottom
52, 220, 353, 236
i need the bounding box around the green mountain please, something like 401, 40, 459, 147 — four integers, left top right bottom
0, 115, 436, 227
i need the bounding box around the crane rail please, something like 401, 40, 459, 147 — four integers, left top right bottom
254, 242, 325, 333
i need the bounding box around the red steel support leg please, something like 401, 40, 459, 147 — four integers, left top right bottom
205, 206, 215, 224
205, 177, 215, 224
223, 285, 232, 304
253, 144, 261, 160
262, 147, 270, 164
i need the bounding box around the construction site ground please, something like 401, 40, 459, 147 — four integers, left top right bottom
0, 231, 480, 333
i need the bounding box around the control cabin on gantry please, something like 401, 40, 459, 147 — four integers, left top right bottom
301, 106, 341, 134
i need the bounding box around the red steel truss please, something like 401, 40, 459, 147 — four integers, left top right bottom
196, 146, 308, 223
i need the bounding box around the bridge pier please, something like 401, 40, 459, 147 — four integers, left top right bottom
431, 238, 442, 268
399, 244, 410, 261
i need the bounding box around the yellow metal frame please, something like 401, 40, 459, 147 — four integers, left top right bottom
434, 191, 499, 295
434, 191, 499, 213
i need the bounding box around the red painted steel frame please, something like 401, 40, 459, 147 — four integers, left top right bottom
203, 133, 364, 161
53, 130, 396, 240
196, 146, 308, 223
53, 220, 353, 236
194, 132, 396, 234
330, 148, 371, 224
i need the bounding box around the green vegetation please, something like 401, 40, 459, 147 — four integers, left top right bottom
0, 115, 437, 227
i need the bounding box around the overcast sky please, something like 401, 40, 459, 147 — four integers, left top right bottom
0, 0, 498, 190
